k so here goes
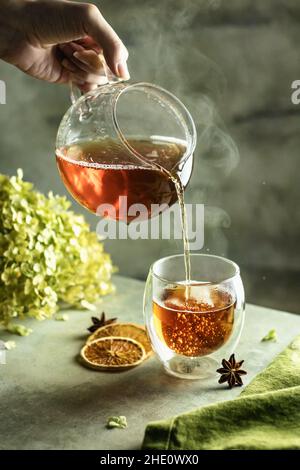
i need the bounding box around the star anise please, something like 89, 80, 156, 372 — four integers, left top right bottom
87, 312, 117, 333
216, 354, 247, 389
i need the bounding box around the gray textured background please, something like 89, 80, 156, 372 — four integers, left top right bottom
0, 0, 299, 312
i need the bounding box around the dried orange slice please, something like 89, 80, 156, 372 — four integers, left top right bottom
87, 323, 153, 358
80, 336, 146, 371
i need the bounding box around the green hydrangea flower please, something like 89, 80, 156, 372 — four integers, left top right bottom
0, 169, 115, 332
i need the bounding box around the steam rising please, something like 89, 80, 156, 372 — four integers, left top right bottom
104, 0, 241, 263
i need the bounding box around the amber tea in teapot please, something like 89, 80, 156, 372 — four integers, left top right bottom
56, 136, 192, 223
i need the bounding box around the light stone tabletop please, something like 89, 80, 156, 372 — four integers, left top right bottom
1, 275, 300, 450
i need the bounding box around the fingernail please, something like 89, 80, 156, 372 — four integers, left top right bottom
116, 61, 130, 80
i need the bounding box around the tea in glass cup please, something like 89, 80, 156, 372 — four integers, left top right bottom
144, 254, 245, 379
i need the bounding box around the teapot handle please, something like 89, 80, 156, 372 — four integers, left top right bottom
69, 52, 125, 105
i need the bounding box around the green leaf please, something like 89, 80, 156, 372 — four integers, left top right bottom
106, 416, 127, 429
261, 329, 278, 342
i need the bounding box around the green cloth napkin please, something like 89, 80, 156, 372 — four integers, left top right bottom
142, 336, 300, 450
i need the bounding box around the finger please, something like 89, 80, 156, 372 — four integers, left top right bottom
73, 50, 104, 73
61, 57, 102, 85
75, 36, 102, 53
59, 43, 106, 79
59, 43, 89, 71
64, 51, 106, 78
59, 42, 102, 72
80, 4, 130, 79
58, 43, 80, 59
66, 41, 85, 53
58, 3, 129, 78
61, 58, 77, 73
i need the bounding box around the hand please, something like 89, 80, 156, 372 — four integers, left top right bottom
0, 0, 129, 90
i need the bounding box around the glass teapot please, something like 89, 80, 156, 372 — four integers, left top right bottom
56, 67, 196, 223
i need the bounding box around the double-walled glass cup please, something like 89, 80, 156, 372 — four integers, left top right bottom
144, 254, 245, 379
